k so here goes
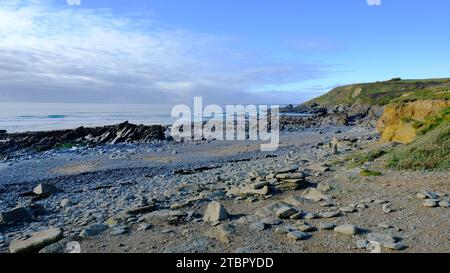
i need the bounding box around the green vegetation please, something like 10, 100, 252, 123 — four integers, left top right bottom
387, 122, 450, 170
344, 148, 386, 168
305, 78, 450, 106
359, 169, 382, 176
413, 107, 450, 135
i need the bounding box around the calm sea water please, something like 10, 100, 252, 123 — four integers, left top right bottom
0, 103, 304, 133
0, 103, 175, 133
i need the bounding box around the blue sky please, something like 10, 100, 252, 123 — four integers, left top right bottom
1, 0, 450, 104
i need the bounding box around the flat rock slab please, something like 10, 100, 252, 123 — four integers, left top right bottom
9, 228, 63, 253
334, 225, 359, 235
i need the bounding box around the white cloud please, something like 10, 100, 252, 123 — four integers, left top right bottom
367, 0, 382, 6
0, 0, 329, 104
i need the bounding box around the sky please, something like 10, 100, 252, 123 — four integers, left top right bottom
0, 0, 450, 105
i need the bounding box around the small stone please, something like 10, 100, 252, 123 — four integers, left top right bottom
110, 226, 129, 236
438, 201, 450, 207
416, 192, 428, 199
137, 223, 152, 231
277, 165, 299, 174
287, 231, 309, 241
339, 206, 356, 213
302, 188, 331, 202
303, 212, 318, 219
60, 198, 71, 208
334, 224, 359, 235
357, 203, 368, 209
289, 212, 303, 219
275, 226, 294, 235
80, 223, 109, 237
356, 239, 369, 249
382, 203, 393, 214
319, 223, 336, 231
203, 201, 229, 222
9, 228, 63, 253
33, 183, 60, 195
422, 190, 439, 199
276, 207, 298, 219
378, 223, 392, 229
297, 224, 315, 232
319, 211, 341, 218
250, 222, 266, 231
374, 199, 388, 204
423, 200, 438, 207
382, 242, 406, 250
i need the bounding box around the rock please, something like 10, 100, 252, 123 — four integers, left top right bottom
275, 179, 308, 191
382, 242, 406, 250
423, 200, 438, 207
260, 217, 282, 226
357, 203, 368, 209
334, 225, 359, 235
250, 222, 266, 231
80, 223, 109, 237
110, 226, 129, 236
251, 181, 270, 190
303, 212, 318, 219
9, 228, 63, 253
287, 231, 309, 241
357, 239, 369, 249
228, 185, 270, 197
126, 204, 157, 215
276, 207, 298, 219
0, 207, 33, 225
339, 206, 356, 213
275, 172, 306, 180
203, 201, 229, 222
28, 203, 46, 216
137, 223, 152, 231
367, 233, 396, 245
275, 226, 295, 235
38, 236, 81, 253
319, 211, 341, 218
374, 199, 388, 204
289, 212, 303, 219
277, 165, 299, 174
317, 182, 332, 192
422, 190, 439, 199
283, 195, 306, 207
33, 183, 60, 195
439, 201, 450, 207
319, 223, 336, 230
297, 224, 315, 232
60, 198, 71, 208
416, 192, 428, 199
206, 223, 236, 244
382, 203, 393, 213
302, 188, 331, 202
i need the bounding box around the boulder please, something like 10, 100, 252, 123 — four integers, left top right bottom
203, 201, 229, 222
33, 183, 60, 195
9, 228, 63, 253
0, 207, 33, 225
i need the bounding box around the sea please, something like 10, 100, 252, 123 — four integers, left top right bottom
0, 103, 306, 133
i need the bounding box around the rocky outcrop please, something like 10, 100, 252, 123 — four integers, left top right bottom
280, 104, 383, 128
377, 99, 450, 143
0, 121, 166, 158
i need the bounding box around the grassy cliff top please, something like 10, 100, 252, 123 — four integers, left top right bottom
306, 78, 450, 106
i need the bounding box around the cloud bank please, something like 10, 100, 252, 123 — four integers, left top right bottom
0, 0, 330, 104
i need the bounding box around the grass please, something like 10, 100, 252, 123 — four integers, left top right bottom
387, 122, 450, 170
344, 148, 386, 168
305, 78, 450, 106
359, 169, 382, 176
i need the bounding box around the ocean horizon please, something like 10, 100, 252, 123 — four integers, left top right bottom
0, 102, 300, 133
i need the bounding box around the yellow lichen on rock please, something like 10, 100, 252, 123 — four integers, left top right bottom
377, 99, 450, 143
